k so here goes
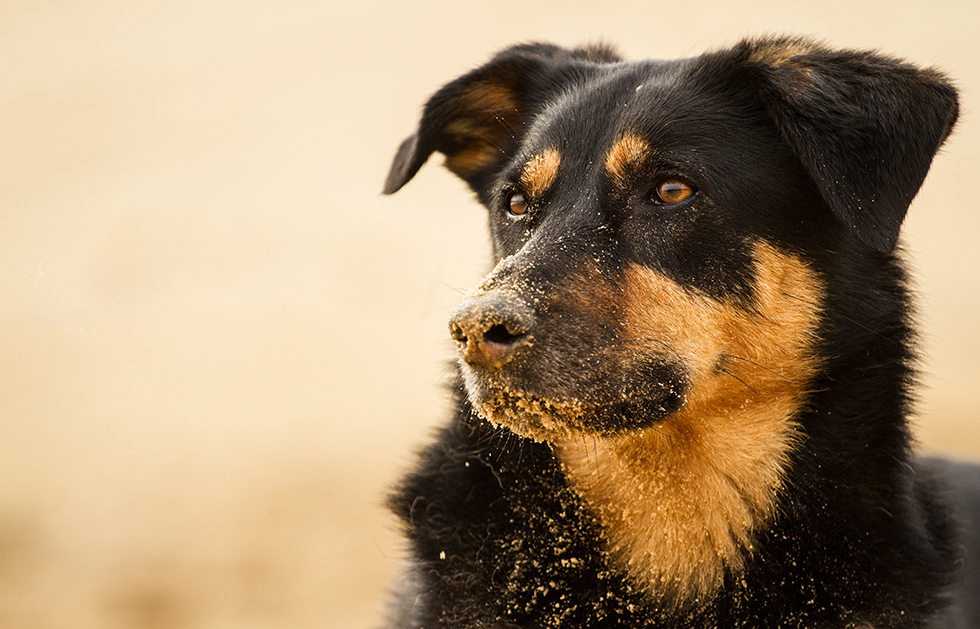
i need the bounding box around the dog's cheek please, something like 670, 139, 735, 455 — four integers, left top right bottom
620, 264, 727, 387
622, 210, 758, 306
621, 242, 825, 418
479, 300, 620, 402
487, 217, 529, 260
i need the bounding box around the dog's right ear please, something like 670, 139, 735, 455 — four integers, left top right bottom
382, 43, 619, 195
741, 37, 959, 253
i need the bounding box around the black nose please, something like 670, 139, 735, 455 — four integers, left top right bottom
449, 293, 535, 370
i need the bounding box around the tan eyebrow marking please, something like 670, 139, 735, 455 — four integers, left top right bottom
605, 132, 651, 186
520, 147, 561, 197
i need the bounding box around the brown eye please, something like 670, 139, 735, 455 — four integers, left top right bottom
508, 192, 528, 216
652, 179, 694, 204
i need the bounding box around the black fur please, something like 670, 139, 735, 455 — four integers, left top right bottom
382, 37, 980, 628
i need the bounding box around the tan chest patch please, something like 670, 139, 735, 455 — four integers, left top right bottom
556, 242, 824, 607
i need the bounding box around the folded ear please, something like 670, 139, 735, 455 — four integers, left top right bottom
742, 37, 959, 252
382, 43, 620, 195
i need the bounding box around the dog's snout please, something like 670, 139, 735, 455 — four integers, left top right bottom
449, 293, 535, 370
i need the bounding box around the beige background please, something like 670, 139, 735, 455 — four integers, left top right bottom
2, 1, 979, 627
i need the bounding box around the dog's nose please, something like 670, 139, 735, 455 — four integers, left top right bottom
449, 293, 535, 370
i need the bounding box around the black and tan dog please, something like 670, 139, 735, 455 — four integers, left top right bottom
382, 37, 980, 628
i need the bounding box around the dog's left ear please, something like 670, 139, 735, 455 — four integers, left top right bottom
383, 43, 620, 196
742, 38, 959, 252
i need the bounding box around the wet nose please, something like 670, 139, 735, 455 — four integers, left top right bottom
449, 293, 535, 370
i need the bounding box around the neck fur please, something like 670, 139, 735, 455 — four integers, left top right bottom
556, 396, 801, 606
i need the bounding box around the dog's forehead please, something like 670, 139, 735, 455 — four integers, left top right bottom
518, 58, 696, 168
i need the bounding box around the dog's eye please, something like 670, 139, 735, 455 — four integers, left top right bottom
507, 192, 528, 216
651, 179, 695, 205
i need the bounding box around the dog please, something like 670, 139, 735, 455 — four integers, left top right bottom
381, 36, 980, 628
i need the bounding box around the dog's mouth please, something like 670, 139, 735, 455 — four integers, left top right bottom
465, 377, 688, 442
467, 383, 591, 442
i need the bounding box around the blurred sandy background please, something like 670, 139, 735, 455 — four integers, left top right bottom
2, 1, 979, 627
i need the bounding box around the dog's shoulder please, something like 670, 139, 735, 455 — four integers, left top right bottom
917, 457, 980, 628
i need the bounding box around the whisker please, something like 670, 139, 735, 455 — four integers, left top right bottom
476, 104, 521, 141
720, 368, 776, 417
782, 292, 899, 346
607, 347, 650, 355
579, 434, 594, 473
436, 363, 458, 386
614, 336, 671, 347
591, 435, 601, 478
441, 281, 469, 296
467, 125, 510, 156
720, 354, 795, 383
476, 431, 499, 449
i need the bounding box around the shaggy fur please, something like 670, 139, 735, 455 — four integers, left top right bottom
382, 36, 980, 628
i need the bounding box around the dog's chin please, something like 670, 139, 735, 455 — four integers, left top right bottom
469, 383, 591, 443
460, 365, 685, 443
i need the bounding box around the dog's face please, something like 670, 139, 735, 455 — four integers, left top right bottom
384, 38, 958, 445
438, 62, 830, 442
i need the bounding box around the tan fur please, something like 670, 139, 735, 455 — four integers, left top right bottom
556, 242, 824, 607
747, 40, 818, 91
747, 39, 816, 67
605, 132, 651, 186
444, 140, 501, 177
444, 83, 521, 177
521, 148, 561, 198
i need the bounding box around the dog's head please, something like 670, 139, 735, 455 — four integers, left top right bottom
383, 37, 958, 444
